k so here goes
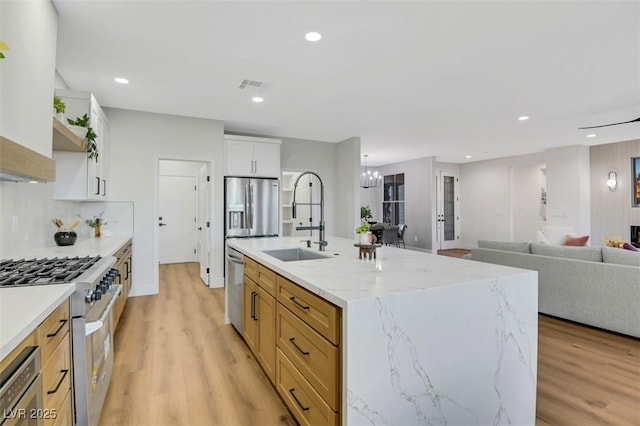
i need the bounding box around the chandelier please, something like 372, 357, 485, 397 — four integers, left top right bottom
360, 154, 382, 188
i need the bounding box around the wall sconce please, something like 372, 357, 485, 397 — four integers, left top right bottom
606, 170, 617, 191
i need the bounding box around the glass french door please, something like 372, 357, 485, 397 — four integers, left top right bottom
435, 170, 460, 250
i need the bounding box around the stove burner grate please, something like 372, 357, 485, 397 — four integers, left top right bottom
0, 255, 102, 287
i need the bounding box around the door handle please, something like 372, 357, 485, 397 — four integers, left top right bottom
198, 227, 202, 231
159, 223, 167, 226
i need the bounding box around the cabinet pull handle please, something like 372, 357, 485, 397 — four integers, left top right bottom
125, 261, 130, 280
289, 296, 310, 311
252, 292, 259, 320
47, 369, 69, 395
289, 337, 310, 356
47, 319, 68, 337
95, 177, 101, 195
289, 388, 310, 411
102, 179, 106, 196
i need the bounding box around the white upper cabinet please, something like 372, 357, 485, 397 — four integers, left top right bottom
224, 135, 281, 178
53, 90, 110, 200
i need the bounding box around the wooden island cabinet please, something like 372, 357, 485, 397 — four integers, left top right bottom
242, 256, 342, 426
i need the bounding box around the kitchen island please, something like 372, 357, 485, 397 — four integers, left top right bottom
227, 236, 538, 425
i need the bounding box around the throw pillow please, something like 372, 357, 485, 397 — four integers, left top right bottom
564, 235, 589, 246
623, 242, 639, 252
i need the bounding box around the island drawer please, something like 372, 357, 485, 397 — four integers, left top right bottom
36, 300, 70, 362
277, 276, 340, 345
276, 304, 339, 410
244, 257, 277, 297
276, 349, 338, 426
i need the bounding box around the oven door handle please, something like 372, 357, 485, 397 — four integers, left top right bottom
85, 285, 122, 336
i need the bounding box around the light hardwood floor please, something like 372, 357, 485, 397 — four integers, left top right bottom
100, 262, 640, 426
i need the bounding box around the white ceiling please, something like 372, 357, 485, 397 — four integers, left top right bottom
53, 0, 640, 166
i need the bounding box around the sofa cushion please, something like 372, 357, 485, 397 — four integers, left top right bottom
564, 235, 590, 246
530, 242, 603, 262
602, 246, 640, 267
477, 240, 531, 253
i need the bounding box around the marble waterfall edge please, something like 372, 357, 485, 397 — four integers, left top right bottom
343, 272, 538, 426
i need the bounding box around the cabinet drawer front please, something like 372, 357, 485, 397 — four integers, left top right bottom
276, 349, 338, 426
37, 301, 70, 362
244, 257, 259, 282
49, 388, 73, 426
257, 264, 276, 297
277, 304, 339, 410
42, 333, 71, 412
277, 276, 340, 345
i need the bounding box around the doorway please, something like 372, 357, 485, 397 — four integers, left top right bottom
157, 159, 212, 286
435, 169, 460, 250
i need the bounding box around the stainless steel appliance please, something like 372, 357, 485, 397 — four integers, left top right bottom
225, 247, 244, 333
224, 177, 279, 238
0, 347, 42, 426
0, 256, 122, 426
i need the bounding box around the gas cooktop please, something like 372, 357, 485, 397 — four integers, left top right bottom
0, 256, 102, 287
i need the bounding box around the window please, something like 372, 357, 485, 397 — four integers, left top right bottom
383, 173, 405, 225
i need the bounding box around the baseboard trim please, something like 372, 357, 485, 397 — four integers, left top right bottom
210, 276, 224, 288
129, 284, 158, 297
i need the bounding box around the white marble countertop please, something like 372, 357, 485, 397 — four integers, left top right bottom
0, 283, 76, 359
227, 236, 534, 308
5, 234, 132, 260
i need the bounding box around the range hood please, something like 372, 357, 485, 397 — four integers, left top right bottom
0, 136, 55, 182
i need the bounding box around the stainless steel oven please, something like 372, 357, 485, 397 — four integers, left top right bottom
0, 255, 122, 426
0, 347, 43, 426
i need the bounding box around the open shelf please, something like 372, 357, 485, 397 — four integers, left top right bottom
52, 116, 85, 152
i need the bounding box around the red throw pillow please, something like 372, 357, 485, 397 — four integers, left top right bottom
623, 242, 639, 251
564, 235, 590, 246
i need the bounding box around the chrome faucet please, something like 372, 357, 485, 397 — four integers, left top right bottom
292, 171, 327, 251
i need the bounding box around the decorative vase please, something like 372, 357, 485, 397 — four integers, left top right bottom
54, 231, 77, 246
359, 232, 372, 245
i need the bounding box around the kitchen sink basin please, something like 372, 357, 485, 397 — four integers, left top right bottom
263, 248, 330, 262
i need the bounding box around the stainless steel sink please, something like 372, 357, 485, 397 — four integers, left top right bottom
263, 248, 330, 262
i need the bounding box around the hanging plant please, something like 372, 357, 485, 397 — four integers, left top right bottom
67, 114, 98, 161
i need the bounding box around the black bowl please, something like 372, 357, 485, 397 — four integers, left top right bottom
54, 231, 77, 246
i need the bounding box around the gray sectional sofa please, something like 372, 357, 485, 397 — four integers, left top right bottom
466, 240, 640, 338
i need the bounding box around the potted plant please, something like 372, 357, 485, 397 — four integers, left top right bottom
361, 205, 374, 224
67, 114, 99, 161
356, 222, 372, 245
53, 96, 66, 121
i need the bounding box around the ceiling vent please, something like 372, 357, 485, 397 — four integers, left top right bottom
239, 79, 263, 90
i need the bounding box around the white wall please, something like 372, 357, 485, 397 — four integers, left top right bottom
590, 139, 640, 246
104, 108, 224, 296
0, 0, 58, 157
159, 159, 204, 177
335, 137, 361, 239
545, 145, 591, 235
459, 152, 546, 247
379, 156, 434, 250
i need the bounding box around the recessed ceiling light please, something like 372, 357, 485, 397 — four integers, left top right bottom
465, 155, 472, 159
252, 97, 264, 103
586, 134, 596, 138
305, 32, 322, 42
518, 116, 529, 121
114, 77, 129, 84
29, 181, 38, 184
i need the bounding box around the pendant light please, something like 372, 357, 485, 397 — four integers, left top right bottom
361, 155, 382, 188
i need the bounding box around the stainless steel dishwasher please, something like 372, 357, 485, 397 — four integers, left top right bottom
225, 246, 244, 333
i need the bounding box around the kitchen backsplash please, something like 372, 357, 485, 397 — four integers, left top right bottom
0, 182, 133, 259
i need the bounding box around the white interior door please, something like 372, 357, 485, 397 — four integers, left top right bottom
159, 175, 197, 264
435, 170, 460, 250
197, 164, 211, 285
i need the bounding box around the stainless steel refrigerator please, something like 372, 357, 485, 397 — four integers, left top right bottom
224, 177, 279, 238
225, 177, 278, 333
